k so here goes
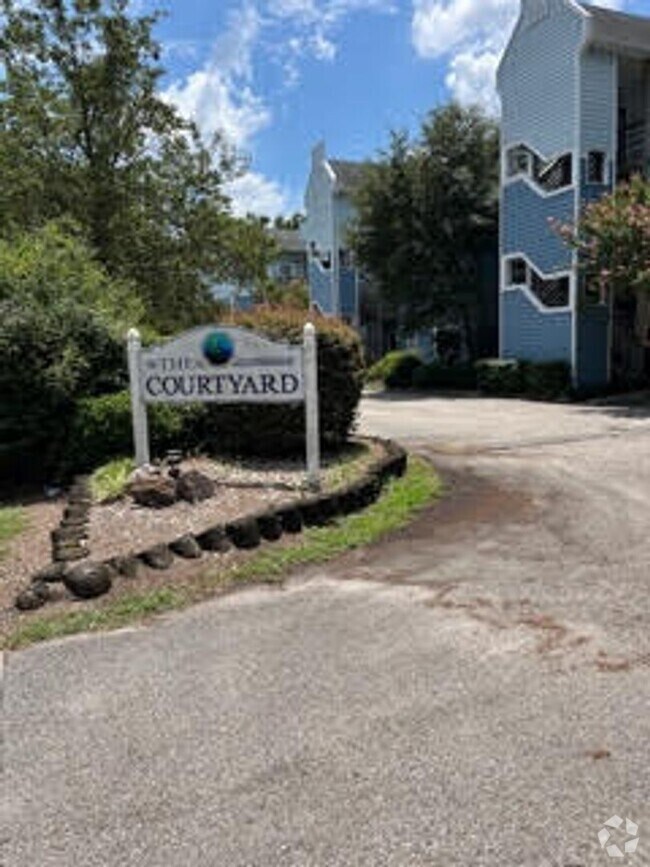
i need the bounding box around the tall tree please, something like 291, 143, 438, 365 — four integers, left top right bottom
0, 0, 271, 331
350, 104, 499, 353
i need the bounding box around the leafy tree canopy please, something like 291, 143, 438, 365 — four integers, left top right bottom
0, 0, 275, 332
350, 104, 499, 341
556, 175, 650, 298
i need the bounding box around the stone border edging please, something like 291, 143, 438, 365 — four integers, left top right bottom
15, 439, 408, 609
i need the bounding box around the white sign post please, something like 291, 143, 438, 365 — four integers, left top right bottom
126, 323, 321, 488
303, 323, 320, 490
127, 328, 150, 467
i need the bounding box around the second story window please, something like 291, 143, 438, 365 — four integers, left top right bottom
507, 257, 528, 286
587, 151, 606, 184
507, 146, 532, 178
506, 144, 573, 192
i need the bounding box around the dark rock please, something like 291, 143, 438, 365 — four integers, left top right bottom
60, 515, 89, 529
255, 511, 283, 542
318, 494, 340, 521
170, 534, 202, 559
32, 562, 67, 584
51, 526, 87, 545
64, 503, 90, 522
63, 562, 113, 599
109, 555, 140, 579
300, 494, 339, 527
196, 526, 231, 553
226, 517, 261, 550
15, 587, 47, 611
139, 544, 174, 570
53, 543, 89, 563
276, 505, 303, 534
299, 496, 327, 527
176, 470, 216, 504
347, 481, 370, 510
358, 473, 382, 506
31, 581, 51, 602
338, 487, 359, 515
385, 441, 407, 477
130, 476, 177, 509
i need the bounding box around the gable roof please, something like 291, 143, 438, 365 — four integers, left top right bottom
328, 159, 369, 194
268, 228, 305, 255
582, 3, 650, 55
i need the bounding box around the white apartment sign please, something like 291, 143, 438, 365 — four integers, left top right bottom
127, 324, 320, 486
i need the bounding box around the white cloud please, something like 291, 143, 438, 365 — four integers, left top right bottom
163, 4, 268, 148
164, 0, 395, 215
225, 172, 291, 217
412, 0, 627, 112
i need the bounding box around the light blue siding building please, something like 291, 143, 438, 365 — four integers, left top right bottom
498, 0, 650, 387
302, 143, 392, 357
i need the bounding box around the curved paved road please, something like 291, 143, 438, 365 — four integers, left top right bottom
4, 394, 650, 866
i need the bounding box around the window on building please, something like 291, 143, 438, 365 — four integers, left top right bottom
507, 258, 528, 286
530, 272, 570, 307
506, 146, 531, 178
537, 153, 572, 192
587, 151, 606, 184
506, 145, 573, 191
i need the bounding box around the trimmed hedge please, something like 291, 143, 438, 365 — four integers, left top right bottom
411, 362, 477, 391
475, 359, 523, 395
476, 358, 571, 399
68, 310, 364, 471
367, 350, 423, 389
68, 391, 204, 473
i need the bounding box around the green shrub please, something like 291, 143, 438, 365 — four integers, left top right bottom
475, 358, 524, 395
411, 362, 477, 391
475, 358, 570, 398
69, 391, 204, 472
195, 309, 365, 456
0, 223, 145, 484
520, 360, 571, 399
367, 350, 423, 389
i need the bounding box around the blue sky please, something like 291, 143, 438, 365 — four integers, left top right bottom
151, 0, 649, 216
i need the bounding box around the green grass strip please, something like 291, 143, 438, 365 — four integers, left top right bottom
2, 457, 440, 651
225, 456, 440, 584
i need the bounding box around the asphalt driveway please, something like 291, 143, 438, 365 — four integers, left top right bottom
3, 393, 650, 866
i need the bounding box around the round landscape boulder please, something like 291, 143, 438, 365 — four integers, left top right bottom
176, 471, 216, 504
170, 534, 203, 559
63, 562, 114, 599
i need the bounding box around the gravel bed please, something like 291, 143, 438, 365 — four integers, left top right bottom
0, 443, 379, 624
88, 485, 293, 563
0, 499, 64, 621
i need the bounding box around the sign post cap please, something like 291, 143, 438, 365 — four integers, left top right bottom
127, 327, 141, 342
303, 322, 316, 337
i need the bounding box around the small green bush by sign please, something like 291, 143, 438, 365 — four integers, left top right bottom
367, 350, 423, 389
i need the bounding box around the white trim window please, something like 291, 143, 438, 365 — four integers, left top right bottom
503, 254, 571, 310
587, 151, 607, 184
506, 144, 573, 193
506, 257, 528, 286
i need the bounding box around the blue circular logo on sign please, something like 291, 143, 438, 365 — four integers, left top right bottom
202, 331, 234, 366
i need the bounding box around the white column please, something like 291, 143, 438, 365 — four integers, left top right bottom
127, 328, 150, 467
303, 322, 321, 490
